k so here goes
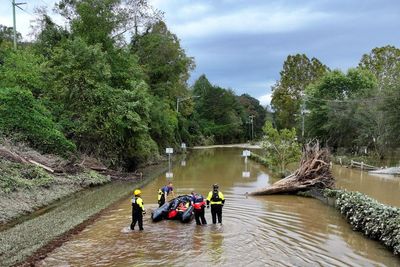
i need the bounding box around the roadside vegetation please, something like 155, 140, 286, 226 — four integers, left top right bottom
324, 189, 400, 255
0, 0, 269, 227
270, 46, 400, 160
0, 149, 110, 223
0, 0, 268, 173
254, 46, 400, 176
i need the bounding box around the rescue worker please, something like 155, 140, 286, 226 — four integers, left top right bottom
191, 191, 207, 225
158, 182, 175, 207
206, 184, 225, 224
131, 189, 145, 231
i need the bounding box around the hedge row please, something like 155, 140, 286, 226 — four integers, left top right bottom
249, 153, 268, 167
324, 189, 400, 255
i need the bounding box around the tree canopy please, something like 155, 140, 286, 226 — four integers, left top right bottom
271, 54, 328, 130
0, 1, 267, 169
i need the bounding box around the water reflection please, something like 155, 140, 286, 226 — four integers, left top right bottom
334, 165, 400, 207
208, 226, 224, 264
39, 148, 400, 267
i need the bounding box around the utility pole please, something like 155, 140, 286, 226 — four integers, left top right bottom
301, 102, 305, 140
246, 120, 250, 140
300, 92, 306, 141
249, 115, 255, 141
12, 0, 26, 49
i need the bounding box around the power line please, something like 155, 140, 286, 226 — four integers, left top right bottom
304, 95, 391, 104
39, 0, 49, 6
18, 6, 33, 16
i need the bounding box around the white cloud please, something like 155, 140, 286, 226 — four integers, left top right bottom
178, 3, 212, 18
0, 13, 35, 41
170, 6, 330, 38
258, 93, 272, 107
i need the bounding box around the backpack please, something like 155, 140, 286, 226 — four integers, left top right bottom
211, 190, 222, 202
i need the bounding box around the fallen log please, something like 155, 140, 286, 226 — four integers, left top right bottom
79, 156, 108, 171
28, 159, 55, 173
250, 142, 335, 195
0, 147, 56, 173
0, 147, 29, 164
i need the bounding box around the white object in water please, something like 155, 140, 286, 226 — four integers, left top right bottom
242, 171, 250, 178
369, 167, 400, 175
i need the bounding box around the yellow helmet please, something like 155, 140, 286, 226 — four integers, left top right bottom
134, 189, 141, 196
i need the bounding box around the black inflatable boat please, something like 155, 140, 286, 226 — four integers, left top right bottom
151, 195, 194, 223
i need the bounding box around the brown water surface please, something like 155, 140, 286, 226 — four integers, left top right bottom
38, 148, 400, 266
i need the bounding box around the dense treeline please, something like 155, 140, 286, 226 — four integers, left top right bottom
271, 46, 400, 158
0, 0, 267, 169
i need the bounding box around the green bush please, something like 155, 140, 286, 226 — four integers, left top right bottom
249, 153, 269, 166
0, 87, 76, 156
324, 189, 400, 255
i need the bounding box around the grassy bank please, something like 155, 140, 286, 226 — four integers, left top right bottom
0, 159, 110, 224
0, 159, 169, 267
323, 189, 400, 255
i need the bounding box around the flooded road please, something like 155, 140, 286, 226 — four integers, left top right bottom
39, 148, 400, 266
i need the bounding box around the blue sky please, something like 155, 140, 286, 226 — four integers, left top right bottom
1, 0, 400, 106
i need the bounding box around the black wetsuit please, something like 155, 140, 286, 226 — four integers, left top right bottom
131, 196, 144, 230
207, 190, 225, 224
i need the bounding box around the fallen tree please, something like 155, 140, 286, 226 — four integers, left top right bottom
0, 146, 141, 180
250, 142, 335, 195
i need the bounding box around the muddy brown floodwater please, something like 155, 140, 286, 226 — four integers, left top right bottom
38, 148, 400, 267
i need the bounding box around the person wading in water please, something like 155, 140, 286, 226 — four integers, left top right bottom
131, 189, 145, 231
191, 191, 207, 225
206, 184, 225, 224
158, 182, 175, 207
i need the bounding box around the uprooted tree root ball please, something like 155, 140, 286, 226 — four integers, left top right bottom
250, 142, 335, 195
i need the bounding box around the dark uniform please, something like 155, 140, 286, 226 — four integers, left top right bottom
191, 193, 207, 225
131, 191, 145, 230
158, 184, 174, 207
207, 184, 225, 224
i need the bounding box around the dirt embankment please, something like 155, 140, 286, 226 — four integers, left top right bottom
0, 141, 169, 267
0, 142, 142, 225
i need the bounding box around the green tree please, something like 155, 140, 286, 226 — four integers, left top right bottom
271, 54, 328, 130
57, 0, 161, 46
381, 80, 400, 148
132, 21, 195, 100
0, 47, 44, 97
132, 20, 195, 148
57, 0, 125, 50
192, 75, 244, 144
148, 96, 178, 148
358, 46, 400, 156
305, 69, 377, 151
238, 94, 267, 140
261, 121, 301, 175
32, 12, 69, 58
359, 45, 400, 90
44, 38, 156, 166
0, 25, 21, 46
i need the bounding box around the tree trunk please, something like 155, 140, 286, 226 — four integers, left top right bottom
250, 142, 335, 196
